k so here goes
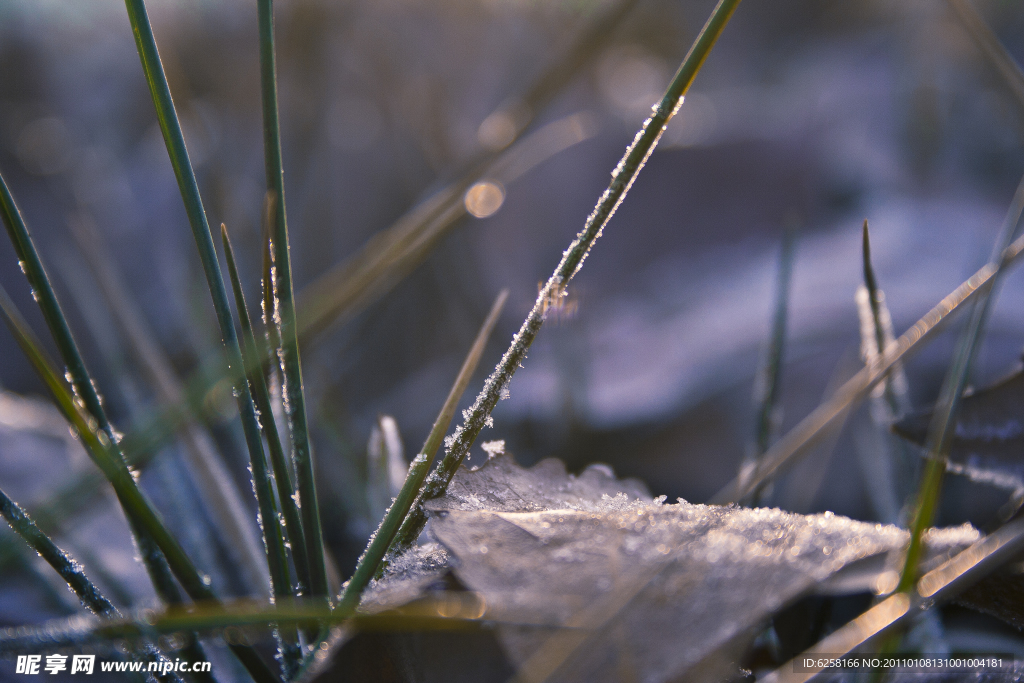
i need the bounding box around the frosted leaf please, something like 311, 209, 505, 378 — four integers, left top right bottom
423, 453, 650, 514
365, 455, 979, 683
359, 543, 452, 615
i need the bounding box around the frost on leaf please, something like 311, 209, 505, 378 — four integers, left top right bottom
365, 454, 978, 683
359, 543, 452, 615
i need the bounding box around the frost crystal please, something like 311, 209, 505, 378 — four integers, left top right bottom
481, 440, 505, 458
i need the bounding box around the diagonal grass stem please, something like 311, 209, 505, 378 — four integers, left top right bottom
337, 289, 507, 614
710, 231, 1024, 505
0, 486, 117, 618
394, 0, 743, 546
897, 174, 1024, 593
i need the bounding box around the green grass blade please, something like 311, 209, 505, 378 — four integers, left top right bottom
0, 489, 196, 683
710, 231, 1024, 505
337, 289, 508, 614
0, 285, 279, 683
0, 486, 118, 618
857, 220, 915, 523
221, 226, 294, 598
897, 175, 1024, 592
0, 168, 197, 614
393, 0, 743, 545
0, 597, 488, 653
0, 172, 113, 442
261, 193, 283, 368
860, 220, 909, 418
122, 0, 273, 538
256, 0, 328, 603
232, 225, 310, 597
123, 0, 235, 345
221, 225, 301, 676
123, 0, 300, 633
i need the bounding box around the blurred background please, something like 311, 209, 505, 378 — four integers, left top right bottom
2, 0, 1024, 649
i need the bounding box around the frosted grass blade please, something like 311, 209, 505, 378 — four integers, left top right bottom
221, 225, 302, 676
0, 489, 193, 683
0, 169, 198, 614
0, 486, 117, 618
337, 289, 507, 614
396, 0, 744, 545
255, 0, 328, 604
221, 226, 294, 598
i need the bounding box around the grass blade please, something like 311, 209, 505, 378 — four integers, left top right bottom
859, 220, 911, 420
336, 289, 508, 615
123, 0, 301, 645
0, 173, 113, 443
221, 226, 302, 675
0, 489, 191, 683
856, 220, 915, 523
710, 231, 1024, 505
221, 226, 295, 599
0, 597, 489, 653
897, 174, 1024, 592
738, 227, 795, 507
0, 170, 197, 616
122, 0, 238, 354
233, 226, 311, 599
0, 486, 118, 618
366, 416, 406, 523
394, 0, 744, 546
948, 0, 1024, 112
256, 0, 328, 603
